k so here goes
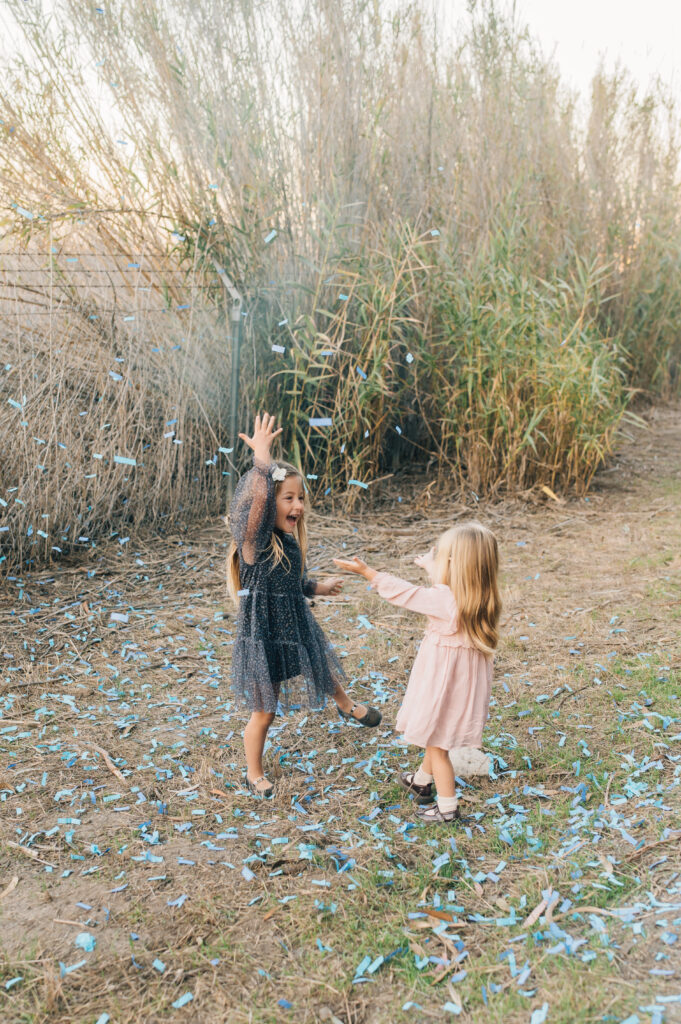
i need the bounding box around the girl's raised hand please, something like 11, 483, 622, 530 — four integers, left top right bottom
332, 555, 377, 581
414, 546, 435, 569
414, 545, 437, 582
238, 412, 283, 463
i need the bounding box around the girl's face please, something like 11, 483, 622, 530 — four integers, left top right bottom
275, 475, 305, 533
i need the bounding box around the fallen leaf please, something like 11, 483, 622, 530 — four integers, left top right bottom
0, 876, 19, 900
424, 908, 454, 923
541, 484, 564, 503
523, 896, 548, 929
597, 852, 614, 875
446, 982, 462, 1011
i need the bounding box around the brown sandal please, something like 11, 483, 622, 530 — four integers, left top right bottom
398, 771, 434, 804
415, 803, 461, 824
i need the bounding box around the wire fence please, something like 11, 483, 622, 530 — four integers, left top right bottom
0, 250, 243, 568
0, 251, 228, 315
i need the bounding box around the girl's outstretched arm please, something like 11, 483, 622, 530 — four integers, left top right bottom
229, 413, 282, 565
332, 556, 377, 582
333, 556, 453, 620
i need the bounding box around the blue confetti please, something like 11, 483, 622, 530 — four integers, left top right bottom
74, 932, 96, 952
171, 992, 193, 1009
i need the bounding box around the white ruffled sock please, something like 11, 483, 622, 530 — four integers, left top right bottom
437, 794, 458, 814
413, 767, 433, 786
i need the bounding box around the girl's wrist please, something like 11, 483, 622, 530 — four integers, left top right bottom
363, 567, 378, 582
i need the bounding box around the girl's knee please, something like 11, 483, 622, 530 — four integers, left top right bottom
249, 710, 275, 727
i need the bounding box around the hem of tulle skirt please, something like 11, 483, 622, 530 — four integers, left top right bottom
231, 637, 345, 714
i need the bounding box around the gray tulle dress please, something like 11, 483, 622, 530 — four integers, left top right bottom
229, 457, 346, 713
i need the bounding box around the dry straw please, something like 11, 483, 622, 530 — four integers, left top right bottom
1, 0, 680, 567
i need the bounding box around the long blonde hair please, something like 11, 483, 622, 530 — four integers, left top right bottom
226, 461, 308, 604
432, 521, 501, 655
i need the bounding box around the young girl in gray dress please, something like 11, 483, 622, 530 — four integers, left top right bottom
227, 413, 382, 796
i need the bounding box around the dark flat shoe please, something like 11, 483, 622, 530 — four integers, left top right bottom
398, 771, 434, 804
415, 803, 461, 824
246, 775, 274, 799
338, 703, 382, 728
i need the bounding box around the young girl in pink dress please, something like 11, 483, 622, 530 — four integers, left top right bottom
334, 522, 501, 824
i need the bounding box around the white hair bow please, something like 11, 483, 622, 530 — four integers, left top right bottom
271, 465, 287, 482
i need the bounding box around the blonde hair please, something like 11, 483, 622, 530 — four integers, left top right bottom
432, 521, 501, 655
226, 461, 308, 603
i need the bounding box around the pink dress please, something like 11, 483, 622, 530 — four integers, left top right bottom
371, 572, 493, 749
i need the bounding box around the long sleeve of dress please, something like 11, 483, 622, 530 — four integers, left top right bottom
229, 457, 276, 565
301, 566, 316, 598
370, 571, 456, 623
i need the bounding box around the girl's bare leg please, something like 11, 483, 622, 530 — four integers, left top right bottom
427, 745, 456, 798
420, 749, 433, 776
244, 711, 275, 792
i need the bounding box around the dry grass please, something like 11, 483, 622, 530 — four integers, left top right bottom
1, 404, 680, 1023
2, 1, 681, 568
0, 248, 234, 567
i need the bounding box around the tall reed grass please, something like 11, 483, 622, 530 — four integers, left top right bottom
1, 0, 680, 566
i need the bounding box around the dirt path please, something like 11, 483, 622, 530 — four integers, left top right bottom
1, 404, 680, 1024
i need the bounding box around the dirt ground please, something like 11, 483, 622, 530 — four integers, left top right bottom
1, 403, 680, 1023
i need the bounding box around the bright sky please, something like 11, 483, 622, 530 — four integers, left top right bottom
506, 0, 681, 100
2, 0, 680, 104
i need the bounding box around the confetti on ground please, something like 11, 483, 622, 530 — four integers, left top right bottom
1, 406, 680, 1022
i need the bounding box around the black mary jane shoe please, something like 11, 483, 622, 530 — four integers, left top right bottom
415, 802, 461, 824
398, 771, 434, 805
245, 775, 274, 799
338, 703, 382, 728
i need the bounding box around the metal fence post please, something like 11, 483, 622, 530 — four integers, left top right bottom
213, 260, 243, 503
